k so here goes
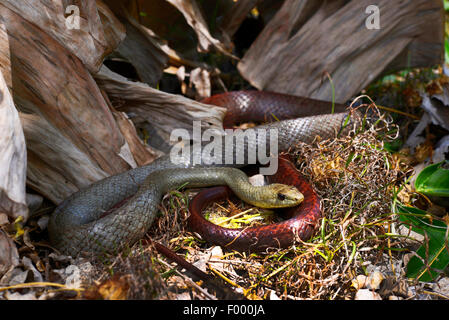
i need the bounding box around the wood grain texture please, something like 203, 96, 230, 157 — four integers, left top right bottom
238, 0, 444, 103
95, 66, 226, 148
0, 4, 138, 203
115, 17, 168, 87
0, 20, 27, 221
0, 0, 125, 73
0, 63, 27, 220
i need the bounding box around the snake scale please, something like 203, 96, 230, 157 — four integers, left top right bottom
48, 91, 360, 256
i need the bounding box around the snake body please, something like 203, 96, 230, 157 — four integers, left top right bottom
188, 155, 320, 252
49, 91, 359, 256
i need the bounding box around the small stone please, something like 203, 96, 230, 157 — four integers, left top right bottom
433, 277, 449, 297
367, 271, 384, 290
352, 275, 367, 290
396, 224, 424, 242
355, 289, 382, 300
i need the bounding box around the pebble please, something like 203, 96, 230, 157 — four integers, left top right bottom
395, 224, 424, 243
432, 277, 449, 297
354, 289, 382, 300
352, 271, 384, 291
367, 271, 384, 290
352, 275, 367, 290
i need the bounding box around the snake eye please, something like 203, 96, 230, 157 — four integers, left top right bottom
277, 193, 286, 201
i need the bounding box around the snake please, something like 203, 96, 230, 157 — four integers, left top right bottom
188, 154, 320, 252
48, 91, 360, 256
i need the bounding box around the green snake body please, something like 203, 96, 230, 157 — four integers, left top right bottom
49, 92, 359, 256
49, 167, 303, 256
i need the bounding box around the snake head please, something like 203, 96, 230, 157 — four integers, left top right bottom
258, 183, 304, 208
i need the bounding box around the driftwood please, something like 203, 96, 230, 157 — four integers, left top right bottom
96, 0, 127, 51
107, 0, 201, 59
0, 0, 125, 73
101, 2, 170, 87
114, 18, 168, 87
0, 20, 27, 221
0, 1, 228, 203
0, 3, 145, 203
101, 89, 162, 166
95, 66, 226, 152
238, 0, 444, 103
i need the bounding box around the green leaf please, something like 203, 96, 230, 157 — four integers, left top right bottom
415, 161, 449, 197
396, 204, 449, 282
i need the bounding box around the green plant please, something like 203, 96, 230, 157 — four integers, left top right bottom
415, 161, 449, 198
396, 204, 449, 282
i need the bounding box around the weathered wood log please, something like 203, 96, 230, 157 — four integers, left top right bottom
96, 0, 127, 51
238, 0, 444, 103
114, 18, 168, 87
20, 112, 109, 203
103, 7, 169, 88
0, 4, 150, 203
0, 21, 27, 221
95, 66, 226, 152
0, 0, 125, 73
106, 0, 200, 59
100, 89, 163, 165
